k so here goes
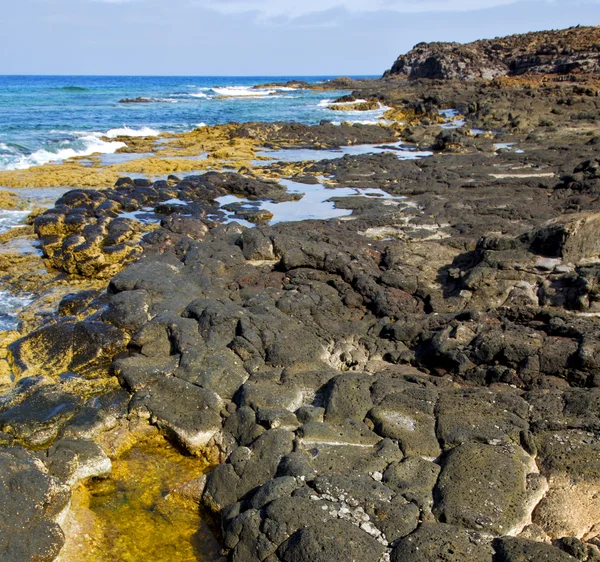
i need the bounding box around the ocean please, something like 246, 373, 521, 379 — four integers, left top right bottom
0, 74, 390, 330
0, 75, 382, 172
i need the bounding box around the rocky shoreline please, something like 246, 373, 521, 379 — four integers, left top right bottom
2, 26, 600, 562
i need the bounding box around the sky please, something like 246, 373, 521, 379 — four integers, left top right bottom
3, 0, 600, 75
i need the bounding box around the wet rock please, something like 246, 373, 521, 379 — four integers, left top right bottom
9, 319, 76, 379
9, 319, 126, 379
237, 121, 397, 149
58, 290, 103, 317
43, 439, 112, 486
0, 385, 83, 447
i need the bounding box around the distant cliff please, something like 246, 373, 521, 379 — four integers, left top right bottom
384, 26, 600, 80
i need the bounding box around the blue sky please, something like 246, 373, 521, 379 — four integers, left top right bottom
3, 0, 600, 75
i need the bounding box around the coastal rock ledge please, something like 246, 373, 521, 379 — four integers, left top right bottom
384, 26, 600, 80
3, 23, 600, 562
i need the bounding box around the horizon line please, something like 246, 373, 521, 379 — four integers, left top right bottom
0, 73, 380, 78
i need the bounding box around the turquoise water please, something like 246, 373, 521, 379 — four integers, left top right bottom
0, 75, 380, 171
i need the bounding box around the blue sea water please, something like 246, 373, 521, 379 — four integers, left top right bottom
0, 75, 380, 171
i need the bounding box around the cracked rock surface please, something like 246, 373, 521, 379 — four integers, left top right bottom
4, 58, 600, 560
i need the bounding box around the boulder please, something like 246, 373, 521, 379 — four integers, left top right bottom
391, 523, 493, 562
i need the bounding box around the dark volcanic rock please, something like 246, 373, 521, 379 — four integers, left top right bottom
0, 386, 83, 447
278, 519, 385, 562
493, 537, 578, 561
0, 447, 70, 562
391, 523, 493, 561
15, 33, 600, 562
385, 26, 600, 80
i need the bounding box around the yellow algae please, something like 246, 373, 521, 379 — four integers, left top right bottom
0, 125, 262, 188
115, 156, 214, 176
112, 134, 169, 154
155, 124, 259, 159
0, 160, 122, 188
326, 100, 381, 111
383, 106, 446, 125
255, 161, 316, 181
59, 435, 222, 562
0, 190, 20, 209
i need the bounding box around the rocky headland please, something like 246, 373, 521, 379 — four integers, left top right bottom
384, 25, 600, 80
2, 25, 600, 562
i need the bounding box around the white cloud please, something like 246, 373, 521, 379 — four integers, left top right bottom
86, 0, 600, 20
192, 0, 525, 18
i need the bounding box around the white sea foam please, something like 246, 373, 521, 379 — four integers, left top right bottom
325, 99, 369, 107
0, 125, 160, 171
4, 135, 127, 171
213, 86, 277, 97
0, 209, 32, 234
331, 119, 386, 126
321, 100, 392, 125
189, 92, 209, 99
103, 126, 161, 138
318, 99, 334, 107
0, 290, 33, 332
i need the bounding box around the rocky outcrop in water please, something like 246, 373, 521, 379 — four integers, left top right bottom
384, 26, 600, 80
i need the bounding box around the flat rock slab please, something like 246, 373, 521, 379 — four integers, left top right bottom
528, 213, 600, 263
434, 443, 544, 535
129, 376, 222, 454
436, 388, 529, 450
